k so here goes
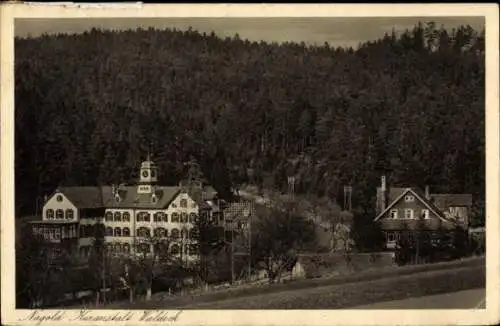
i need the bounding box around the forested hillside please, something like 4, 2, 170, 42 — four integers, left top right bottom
15, 22, 485, 225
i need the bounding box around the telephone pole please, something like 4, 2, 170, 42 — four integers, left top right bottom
101, 246, 106, 306
343, 185, 352, 212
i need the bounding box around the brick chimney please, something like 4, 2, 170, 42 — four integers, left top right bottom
425, 185, 430, 200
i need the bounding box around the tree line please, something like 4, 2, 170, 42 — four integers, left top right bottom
15, 22, 485, 231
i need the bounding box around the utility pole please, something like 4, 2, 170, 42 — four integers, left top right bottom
102, 246, 106, 306
343, 186, 352, 212
288, 176, 295, 201
231, 226, 235, 284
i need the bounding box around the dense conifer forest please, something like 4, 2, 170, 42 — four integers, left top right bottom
15, 22, 485, 226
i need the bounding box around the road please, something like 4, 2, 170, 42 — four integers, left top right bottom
352, 288, 485, 309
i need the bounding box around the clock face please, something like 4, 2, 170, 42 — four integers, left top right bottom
151, 170, 156, 178
142, 170, 149, 178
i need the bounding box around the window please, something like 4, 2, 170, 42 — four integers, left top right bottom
85, 225, 93, 237
123, 227, 130, 236
421, 209, 430, 219
189, 227, 199, 240
180, 199, 188, 208
154, 212, 164, 222
46, 209, 55, 219
54, 228, 61, 240
389, 209, 398, 219
183, 244, 190, 256
105, 227, 113, 236
181, 212, 188, 223
105, 211, 113, 221
171, 228, 180, 239
137, 227, 151, 238
171, 212, 180, 222
405, 195, 415, 202
55, 209, 64, 219
404, 209, 414, 219
386, 232, 396, 242
162, 213, 168, 222
43, 228, 50, 240
123, 212, 130, 222
114, 227, 122, 237
56, 195, 63, 202
181, 228, 188, 239
152, 195, 157, 204
65, 209, 74, 219
189, 213, 197, 223
114, 212, 122, 221
170, 244, 180, 255
137, 212, 150, 222
189, 244, 198, 255
138, 243, 150, 253
172, 203, 177, 208
154, 227, 167, 238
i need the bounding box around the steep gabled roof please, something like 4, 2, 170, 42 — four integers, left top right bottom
374, 187, 448, 223
54, 183, 219, 210
430, 194, 473, 210
56, 186, 112, 209
104, 186, 180, 209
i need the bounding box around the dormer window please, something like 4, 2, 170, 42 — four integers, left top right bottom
152, 195, 157, 204
405, 195, 415, 202
56, 195, 63, 202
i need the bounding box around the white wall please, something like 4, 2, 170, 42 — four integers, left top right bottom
43, 192, 78, 221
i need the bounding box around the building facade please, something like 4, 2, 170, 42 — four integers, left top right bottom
374, 176, 473, 249
30, 157, 222, 263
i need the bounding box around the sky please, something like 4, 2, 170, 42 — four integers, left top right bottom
15, 17, 485, 49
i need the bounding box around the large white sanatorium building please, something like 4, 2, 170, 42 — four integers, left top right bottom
30, 157, 223, 262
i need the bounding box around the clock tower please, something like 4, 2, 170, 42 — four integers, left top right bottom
137, 154, 158, 194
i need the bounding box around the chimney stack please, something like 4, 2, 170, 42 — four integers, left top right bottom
377, 176, 387, 214
425, 185, 430, 200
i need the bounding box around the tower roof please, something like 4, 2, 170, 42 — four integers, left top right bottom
141, 154, 156, 169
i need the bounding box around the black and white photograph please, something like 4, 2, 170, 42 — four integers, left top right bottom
1, 3, 499, 326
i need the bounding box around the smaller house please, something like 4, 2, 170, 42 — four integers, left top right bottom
374, 176, 472, 249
